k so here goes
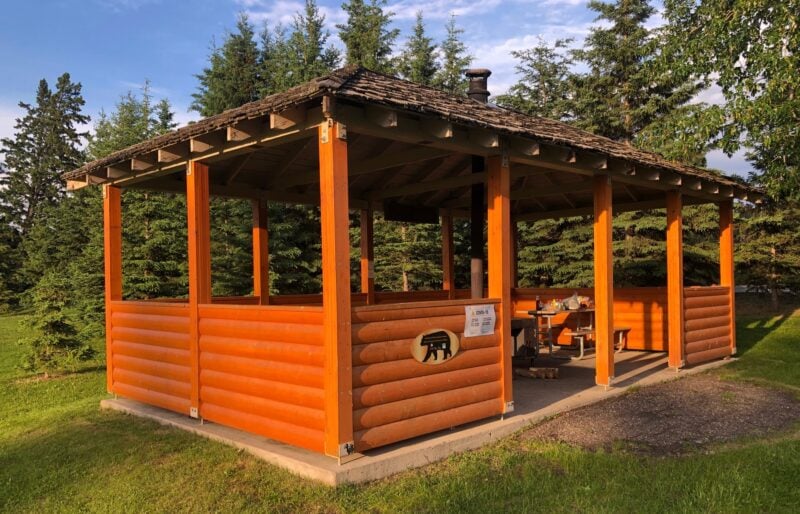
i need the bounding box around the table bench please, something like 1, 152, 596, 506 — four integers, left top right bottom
566, 326, 633, 360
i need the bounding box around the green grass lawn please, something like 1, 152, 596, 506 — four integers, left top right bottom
1, 309, 799, 513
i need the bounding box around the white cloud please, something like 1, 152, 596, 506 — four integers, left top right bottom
237, 0, 347, 27
0, 102, 23, 144
706, 149, 754, 177
387, 0, 502, 20
471, 25, 591, 95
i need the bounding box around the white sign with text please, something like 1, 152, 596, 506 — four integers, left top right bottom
463, 304, 496, 337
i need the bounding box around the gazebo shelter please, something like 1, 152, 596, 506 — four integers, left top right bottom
65, 67, 760, 462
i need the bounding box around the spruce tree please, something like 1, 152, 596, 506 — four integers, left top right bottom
496, 38, 575, 120
432, 15, 473, 94
0, 74, 88, 238
21, 270, 94, 375
337, 0, 399, 73
191, 13, 261, 116
288, 0, 340, 83
571, 0, 701, 144
398, 12, 438, 86
96, 89, 188, 300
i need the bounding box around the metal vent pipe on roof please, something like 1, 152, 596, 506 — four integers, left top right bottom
466, 68, 492, 104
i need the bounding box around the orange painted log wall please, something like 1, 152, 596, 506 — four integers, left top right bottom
512, 287, 668, 351
351, 299, 504, 451
197, 304, 326, 453
683, 286, 732, 365
109, 300, 192, 414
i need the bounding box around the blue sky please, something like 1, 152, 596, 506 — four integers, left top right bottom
0, 0, 750, 174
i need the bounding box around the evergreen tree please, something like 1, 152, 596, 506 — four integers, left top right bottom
91, 88, 189, 300
571, 0, 702, 145
191, 13, 261, 116
0, 207, 20, 310
337, 0, 399, 73
0, 74, 88, 238
398, 12, 438, 86
288, 0, 340, 83
372, 216, 442, 291
737, 203, 800, 311
21, 271, 94, 375
432, 15, 473, 94
496, 38, 575, 119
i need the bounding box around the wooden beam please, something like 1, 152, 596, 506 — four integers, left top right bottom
270, 106, 306, 130
487, 154, 514, 414
111, 121, 321, 188
278, 145, 451, 190
107, 166, 128, 179
102, 184, 122, 394
719, 200, 736, 355
441, 211, 455, 299
223, 153, 253, 185
131, 154, 157, 171
510, 139, 540, 156
360, 207, 375, 305
186, 161, 211, 419
252, 198, 269, 305
365, 104, 397, 127
470, 129, 500, 149
266, 137, 314, 185
421, 118, 453, 139
593, 174, 615, 387
158, 143, 189, 163
367, 171, 485, 200
318, 120, 354, 459
190, 132, 225, 153
227, 118, 267, 142
666, 191, 685, 369
67, 179, 88, 191
514, 194, 715, 221
511, 182, 593, 201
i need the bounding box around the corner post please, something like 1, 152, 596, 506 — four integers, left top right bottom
360, 207, 375, 305
593, 174, 615, 386
103, 184, 122, 394
666, 191, 685, 369
319, 119, 354, 458
187, 161, 211, 418
252, 198, 270, 305
487, 153, 514, 413
441, 210, 456, 300
719, 200, 736, 355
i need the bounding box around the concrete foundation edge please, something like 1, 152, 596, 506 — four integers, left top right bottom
100, 357, 732, 486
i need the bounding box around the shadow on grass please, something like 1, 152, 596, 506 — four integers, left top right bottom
734, 293, 800, 358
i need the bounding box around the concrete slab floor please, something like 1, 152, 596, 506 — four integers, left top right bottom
100, 351, 732, 486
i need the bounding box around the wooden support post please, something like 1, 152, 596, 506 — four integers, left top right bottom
252, 198, 269, 305
360, 207, 375, 305
187, 161, 211, 418
511, 221, 519, 288
470, 156, 485, 299
593, 175, 615, 386
103, 184, 122, 394
666, 191, 685, 369
318, 120, 354, 458
719, 200, 736, 354
487, 154, 514, 413
441, 211, 456, 299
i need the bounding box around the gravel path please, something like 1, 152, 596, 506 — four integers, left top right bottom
522, 374, 800, 455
